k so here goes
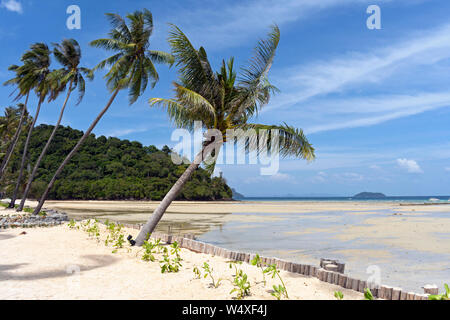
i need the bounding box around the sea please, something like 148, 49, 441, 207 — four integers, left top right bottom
241, 196, 450, 203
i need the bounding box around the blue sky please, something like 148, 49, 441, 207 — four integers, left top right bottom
1, 0, 450, 197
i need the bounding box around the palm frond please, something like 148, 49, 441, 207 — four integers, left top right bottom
149, 97, 196, 130
234, 123, 315, 161
174, 83, 216, 121
168, 24, 216, 95
148, 50, 175, 66
228, 25, 280, 119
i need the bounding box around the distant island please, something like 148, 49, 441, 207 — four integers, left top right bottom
231, 188, 245, 200
353, 192, 386, 199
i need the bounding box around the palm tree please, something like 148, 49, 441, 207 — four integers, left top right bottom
7, 43, 56, 208
133, 25, 315, 246
0, 59, 36, 182
32, 9, 174, 215
17, 39, 93, 212
0, 104, 28, 181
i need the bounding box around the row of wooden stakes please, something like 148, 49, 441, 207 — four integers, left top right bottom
123, 223, 430, 300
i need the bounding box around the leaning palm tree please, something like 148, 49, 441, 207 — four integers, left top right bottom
0, 104, 28, 181
17, 39, 93, 212
32, 9, 174, 215
8, 43, 56, 208
133, 24, 315, 245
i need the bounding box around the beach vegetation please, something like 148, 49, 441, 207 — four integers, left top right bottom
68, 219, 76, 229
202, 262, 224, 288
112, 234, 125, 253
160, 245, 182, 273
250, 254, 266, 285
229, 261, 251, 300
230, 270, 251, 300
364, 288, 374, 300
193, 266, 201, 279
263, 264, 289, 299
334, 291, 344, 300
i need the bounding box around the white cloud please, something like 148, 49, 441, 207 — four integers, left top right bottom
311, 171, 327, 183
270, 172, 295, 182
261, 23, 450, 134
302, 92, 450, 134
102, 127, 149, 138
333, 172, 365, 182
397, 158, 423, 173
271, 23, 450, 110
171, 0, 388, 49
1, 0, 23, 13
244, 172, 296, 184
445, 167, 450, 172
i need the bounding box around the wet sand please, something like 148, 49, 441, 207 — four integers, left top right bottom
4, 199, 450, 293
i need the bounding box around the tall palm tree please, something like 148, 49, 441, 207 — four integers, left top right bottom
134, 24, 315, 245
8, 43, 56, 208
17, 39, 93, 212
0, 58, 37, 182
32, 9, 173, 215
0, 104, 28, 181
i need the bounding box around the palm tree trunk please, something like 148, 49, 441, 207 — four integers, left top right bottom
134, 141, 220, 246
18, 82, 73, 211
0, 93, 29, 181
8, 97, 43, 208
32, 88, 120, 215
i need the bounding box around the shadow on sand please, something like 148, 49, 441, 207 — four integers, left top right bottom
0, 254, 118, 281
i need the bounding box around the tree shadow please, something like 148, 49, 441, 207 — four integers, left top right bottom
0, 233, 17, 241
0, 254, 118, 282
0, 263, 29, 272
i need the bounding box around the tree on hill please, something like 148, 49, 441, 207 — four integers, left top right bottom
0, 124, 232, 201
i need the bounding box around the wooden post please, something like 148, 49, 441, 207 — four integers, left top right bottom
422, 284, 439, 295
324, 264, 339, 272
352, 278, 360, 291
338, 274, 347, 287
327, 271, 334, 283
399, 290, 408, 300
345, 277, 353, 289
358, 280, 366, 293
305, 265, 311, 276
406, 292, 415, 300
392, 287, 402, 300
384, 286, 393, 300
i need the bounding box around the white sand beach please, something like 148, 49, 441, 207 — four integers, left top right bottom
2, 199, 449, 297
0, 222, 363, 300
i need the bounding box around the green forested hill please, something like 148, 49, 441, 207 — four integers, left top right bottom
2, 124, 233, 201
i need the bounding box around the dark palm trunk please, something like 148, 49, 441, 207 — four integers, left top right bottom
134, 141, 220, 246
0, 93, 29, 182
9, 97, 43, 208
18, 82, 73, 211
32, 88, 120, 215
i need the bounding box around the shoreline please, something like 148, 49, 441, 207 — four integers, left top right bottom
0, 220, 365, 300
2, 199, 449, 296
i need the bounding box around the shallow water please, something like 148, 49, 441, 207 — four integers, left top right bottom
49, 201, 450, 293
